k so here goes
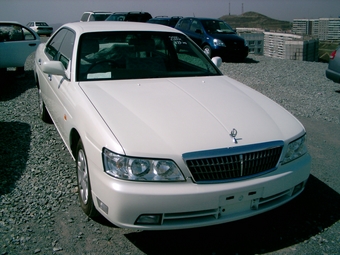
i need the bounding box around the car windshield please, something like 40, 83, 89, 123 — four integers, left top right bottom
92, 14, 112, 21
36, 22, 48, 26
201, 20, 235, 34
106, 14, 126, 21
77, 31, 221, 81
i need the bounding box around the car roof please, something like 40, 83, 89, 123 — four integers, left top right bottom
181, 17, 223, 21
85, 11, 113, 14
61, 21, 180, 34
1, 21, 23, 25
152, 16, 182, 20
29, 21, 49, 23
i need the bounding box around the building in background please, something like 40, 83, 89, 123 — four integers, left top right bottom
237, 29, 319, 61
237, 28, 264, 55
293, 18, 340, 41
263, 32, 319, 61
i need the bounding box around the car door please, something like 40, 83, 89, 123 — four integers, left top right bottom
187, 19, 205, 47
0, 22, 40, 68
37, 28, 75, 141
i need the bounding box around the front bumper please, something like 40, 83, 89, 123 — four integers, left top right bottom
90, 153, 311, 230
212, 46, 249, 60
326, 68, 340, 83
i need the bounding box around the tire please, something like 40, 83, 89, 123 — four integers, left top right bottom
203, 45, 212, 58
38, 87, 52, 123
76, 139, 99, 218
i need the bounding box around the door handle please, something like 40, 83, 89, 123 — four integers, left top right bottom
48, 74, 52, 81
29, 43, 36, 46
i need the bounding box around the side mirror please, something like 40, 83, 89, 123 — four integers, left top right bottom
211, 56, 222, 68
41, 61, 69, 79
195, 29, 203, 34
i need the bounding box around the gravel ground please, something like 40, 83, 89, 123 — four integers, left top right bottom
0, 52, 340, 255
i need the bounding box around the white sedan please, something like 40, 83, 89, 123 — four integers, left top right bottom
0, 21, 40, 73
34, 21, 311, 230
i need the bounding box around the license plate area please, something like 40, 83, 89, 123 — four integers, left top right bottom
219, 188, 264, 216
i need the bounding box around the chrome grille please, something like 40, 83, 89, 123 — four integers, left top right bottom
183, 141, 283, 183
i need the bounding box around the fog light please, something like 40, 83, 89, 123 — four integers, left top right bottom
292, 181, 305, 196
96, 197, 108, 214
135, 214, 162, 225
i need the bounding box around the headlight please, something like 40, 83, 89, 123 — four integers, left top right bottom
213, 39, 226, 47
282, 135, 307, 164
102, 148, 185, 182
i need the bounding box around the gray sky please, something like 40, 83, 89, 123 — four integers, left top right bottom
1, 0, 339, 25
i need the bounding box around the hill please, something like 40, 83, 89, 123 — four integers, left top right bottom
220, 12, 292, 31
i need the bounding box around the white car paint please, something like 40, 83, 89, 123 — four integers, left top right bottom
34, 21, 311, 230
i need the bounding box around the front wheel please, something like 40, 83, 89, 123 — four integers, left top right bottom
203, 45, 212, 58
76, 139, 99, 218
38, 87, 52, 123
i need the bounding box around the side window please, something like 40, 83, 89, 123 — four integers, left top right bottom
81, 13, 90, 22
45, 29, 68, 60
177, 19, 191, 31
0, 24, 23, 41
190, 20, 202, 33
58, 30, 75, 69
22, 27, 36, 40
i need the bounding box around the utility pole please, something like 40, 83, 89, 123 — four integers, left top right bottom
229, 2, 231, 15
242, 3, 244, 14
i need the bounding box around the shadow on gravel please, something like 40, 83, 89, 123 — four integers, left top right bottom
125, 175, 340, 254
0, 122, 31, 196
243, 57, 260, 64
0, 70, 36, 101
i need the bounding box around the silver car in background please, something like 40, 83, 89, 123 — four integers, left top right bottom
326, 46, 340, 83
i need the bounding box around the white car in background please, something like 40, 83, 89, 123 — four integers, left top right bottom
34, 21, 311, 230
0, 21, 40, 74
27, 21, 53, 36
80, 11, 113, 22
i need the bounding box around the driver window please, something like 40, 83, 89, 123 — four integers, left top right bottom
190, 20, 202, 33
0, 24, 24, 42
58, 30, 75, 69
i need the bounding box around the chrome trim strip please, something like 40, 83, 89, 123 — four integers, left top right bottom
182, 141, 284, 161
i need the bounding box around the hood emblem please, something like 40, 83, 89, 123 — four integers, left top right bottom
230, 128, 238, 144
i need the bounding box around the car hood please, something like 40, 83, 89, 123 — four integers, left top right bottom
79, 76, 304, 157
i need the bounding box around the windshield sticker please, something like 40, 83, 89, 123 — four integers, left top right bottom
87, 72, 111, 79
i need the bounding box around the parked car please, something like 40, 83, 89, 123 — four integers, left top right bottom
0, 21, 40, 74
27, 21, 53, 36
80, 11, 113, 22
175, 17, 249, 61
326, 46, 340, 83
34, 21, 310, 230
105, 12, 152, 22
147, 16, 182, 27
